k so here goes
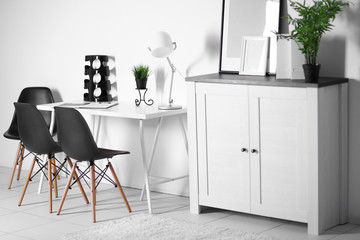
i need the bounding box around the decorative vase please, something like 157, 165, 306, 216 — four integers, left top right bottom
135, 78, 147, 89
302, 64, 321, 83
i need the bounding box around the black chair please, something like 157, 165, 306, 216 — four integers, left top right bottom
54, 106, 131, 222
14, 102, 88, 213
4, 87, 56, 189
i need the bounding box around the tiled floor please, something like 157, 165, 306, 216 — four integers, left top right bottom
0, 166, 360, 240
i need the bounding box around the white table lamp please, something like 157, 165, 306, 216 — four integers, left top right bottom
149, 31, 182, 110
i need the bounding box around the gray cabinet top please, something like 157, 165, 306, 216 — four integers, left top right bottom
185, 73, 348, 88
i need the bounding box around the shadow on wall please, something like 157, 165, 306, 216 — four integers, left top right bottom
318, 38, 346, 78
108, 56, 118, 101
348, 78, 360, 223
186, 32, 220, 76
343, 2, 360, 48
155, 68, 166, 102
51, 89, 63, 102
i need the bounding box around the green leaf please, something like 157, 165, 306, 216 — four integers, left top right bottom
132, 64, 151, 80
274, 0, 350, 65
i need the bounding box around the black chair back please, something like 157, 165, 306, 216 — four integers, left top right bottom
4, 87, 56, 139
14, 103, 61, 155
54, 107, 106, 162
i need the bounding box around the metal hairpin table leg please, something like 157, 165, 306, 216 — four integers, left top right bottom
139, 119, 152, 213
179, 116, 188, 156
38, 110, 56, 194
87, 114, 102, 187
139, 117, 163, 201
139, 115, 189, 203
93, 115, 102, 144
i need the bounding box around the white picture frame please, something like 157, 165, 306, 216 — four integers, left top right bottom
219, 0, 280, 74
239, 36, 270, 76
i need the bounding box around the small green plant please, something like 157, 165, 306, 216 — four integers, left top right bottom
275, 0, 350, 65
132, 64, 151, 80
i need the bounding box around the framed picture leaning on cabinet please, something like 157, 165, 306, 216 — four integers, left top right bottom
219, 0, 280, 74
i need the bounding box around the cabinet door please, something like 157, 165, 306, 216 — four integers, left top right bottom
249, 86, 308, 222
196, 83, 250, 212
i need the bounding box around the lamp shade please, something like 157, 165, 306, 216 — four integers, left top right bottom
149, 31, 175, 58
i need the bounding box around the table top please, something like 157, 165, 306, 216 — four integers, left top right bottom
37, 101, 187, 120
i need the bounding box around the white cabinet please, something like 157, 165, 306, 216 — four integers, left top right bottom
186, 75, 348, 235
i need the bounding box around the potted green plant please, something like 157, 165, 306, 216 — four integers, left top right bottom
276, 0, 350, 82
132, 64, 151, 89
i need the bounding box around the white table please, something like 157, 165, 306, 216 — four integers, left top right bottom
37, 101, 188, 213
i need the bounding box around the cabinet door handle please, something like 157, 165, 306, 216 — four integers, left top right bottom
251, 149, 258, 154
241, 148, 248, 152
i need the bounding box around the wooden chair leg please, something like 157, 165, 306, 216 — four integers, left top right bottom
52, 157, 58, 198
66, 156, 89, 204
8, 142, 22, 189
48, 155, 53, 213
57, 163, 76, 215
108, 162, 132, 213
18, 156, 36, 206
16, 146, 25, 180
90, 164, 96, 223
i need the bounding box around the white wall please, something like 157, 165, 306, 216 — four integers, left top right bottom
1, 0, 360, 224
337, 3, 360, 224
0, 0, 222, 196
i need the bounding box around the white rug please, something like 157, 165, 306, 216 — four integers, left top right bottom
62, 213, 278, 240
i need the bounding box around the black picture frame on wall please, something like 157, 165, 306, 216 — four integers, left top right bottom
219, 0, 280, 75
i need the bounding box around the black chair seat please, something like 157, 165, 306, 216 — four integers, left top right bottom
30, 143, 62, 156
3, 130, 20, 140
98, 148, 130, 159
4, 129, 56, 140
